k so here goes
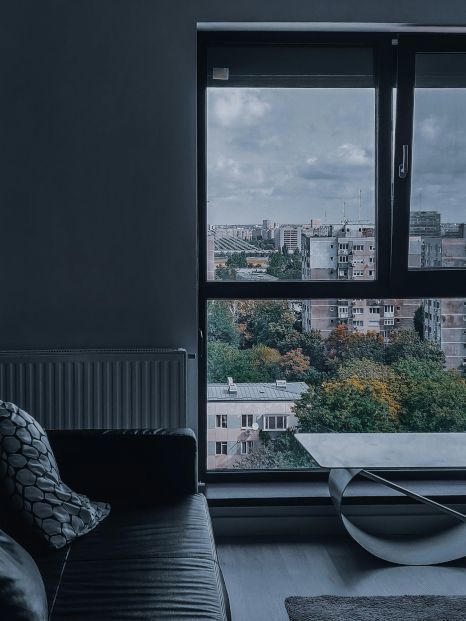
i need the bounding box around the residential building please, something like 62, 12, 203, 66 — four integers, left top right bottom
410, 210, 441, 237
275, 225, 303, 253
207, 380, 308, 470
424, 299, 466, 372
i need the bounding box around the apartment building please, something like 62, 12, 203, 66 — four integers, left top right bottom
409, 210, 441, 237
301, 223, 375, 281
207, 379, 308, 470
300, 223, 417, 338
302, 298, 419, 339
274, 225, 302, 253
423, 299, 466, 371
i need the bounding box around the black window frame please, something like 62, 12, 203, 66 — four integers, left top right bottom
198, 31, 466, 484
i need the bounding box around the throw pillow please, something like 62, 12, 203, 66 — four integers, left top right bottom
0, 401, 110, 549
0, 527, 48, 621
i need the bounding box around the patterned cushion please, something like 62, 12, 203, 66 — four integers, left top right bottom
0, 401, 110, 549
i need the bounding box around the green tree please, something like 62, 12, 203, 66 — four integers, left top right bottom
207, 342, 282, 383
296, 330, 328, 371
413, 304, 425, 340
207, 301, 240, 346
207, 342, 249, 383
266, 249, 302, 280
215, 265, 237, 280
399, 370, 466, 432
294, 382, 398, 433
234, 431, 315, 469
244, 301, 298, 350
226, 252, 248, 268
385, 329, 445, 366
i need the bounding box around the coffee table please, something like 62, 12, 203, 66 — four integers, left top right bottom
295, 433, 466, 565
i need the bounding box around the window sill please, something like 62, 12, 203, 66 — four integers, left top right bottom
206, 479, 466, 507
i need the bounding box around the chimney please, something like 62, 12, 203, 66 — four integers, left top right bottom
276, 379, 287, 389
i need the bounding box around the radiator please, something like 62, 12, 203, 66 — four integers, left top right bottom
0, 349, 187, 430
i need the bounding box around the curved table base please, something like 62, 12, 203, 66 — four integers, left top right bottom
329, 468, 466, 565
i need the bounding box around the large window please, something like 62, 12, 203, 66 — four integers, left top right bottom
199, 33, 466, 479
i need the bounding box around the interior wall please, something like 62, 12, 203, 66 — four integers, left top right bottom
2, 0, 466, 429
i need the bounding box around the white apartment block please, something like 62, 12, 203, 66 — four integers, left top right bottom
207, 380, 308, 470
275, 225, 302, 253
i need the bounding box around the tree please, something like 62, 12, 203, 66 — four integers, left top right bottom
215, 265, 236, 280
326, 324, 385, 367
294, 381, 398, 433
243, 301, 298, 350
385, 329, 445, 366
398, 370, 466, 432
207, 342, 282, 383
413, 304, 425, 340
207, 342, 250, 383
266, 249, 302, 280
234, 431, 315, 469
296, 330, 327, 371
226, 252, 248, 268
207, 301, 240, 346
280, 348, 311, 381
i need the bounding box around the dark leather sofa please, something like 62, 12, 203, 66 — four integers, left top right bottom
1, 429, 231, 621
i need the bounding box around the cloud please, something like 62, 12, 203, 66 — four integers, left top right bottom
335, 143, 370, 166
210, 90, 271, 128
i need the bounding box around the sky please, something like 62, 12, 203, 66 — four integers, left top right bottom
207, 87, 466, 226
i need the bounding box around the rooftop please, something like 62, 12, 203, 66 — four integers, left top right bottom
207, 382, 308, 402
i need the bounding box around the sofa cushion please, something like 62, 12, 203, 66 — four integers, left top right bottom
0, 528, 48, 621
0, 401, 110, 549
48, 494, 230, 620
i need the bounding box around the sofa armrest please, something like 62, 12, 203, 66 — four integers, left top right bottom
46, 428, 198, 507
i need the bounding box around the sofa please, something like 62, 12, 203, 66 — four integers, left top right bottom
0, 428, 231, 621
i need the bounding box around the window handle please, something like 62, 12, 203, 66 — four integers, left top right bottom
398, 144, 409, 179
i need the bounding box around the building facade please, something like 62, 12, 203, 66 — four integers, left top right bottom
207, 380, 308, 470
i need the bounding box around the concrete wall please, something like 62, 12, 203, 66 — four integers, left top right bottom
3, 1, 466, 430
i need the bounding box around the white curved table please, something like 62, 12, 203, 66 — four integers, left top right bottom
296, 433, 466, 565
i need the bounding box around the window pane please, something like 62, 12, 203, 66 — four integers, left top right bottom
409, 53, 466, 269
207, 86, 376, 281
207, 298, 466, 471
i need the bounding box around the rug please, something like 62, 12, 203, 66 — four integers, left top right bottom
285, 595, 466, 620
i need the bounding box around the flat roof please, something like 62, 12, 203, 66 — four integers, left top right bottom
207, 382, 308, 402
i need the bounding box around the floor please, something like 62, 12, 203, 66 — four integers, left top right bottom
217, 536, 466, 621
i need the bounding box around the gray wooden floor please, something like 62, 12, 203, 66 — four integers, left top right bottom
217, 536, 466, 621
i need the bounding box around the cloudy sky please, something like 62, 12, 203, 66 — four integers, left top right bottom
207, 87, 466, 226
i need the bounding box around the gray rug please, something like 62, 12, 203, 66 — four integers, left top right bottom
285, 596, 466, 620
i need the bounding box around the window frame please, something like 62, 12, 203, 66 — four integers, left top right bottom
198, 30, 466, 484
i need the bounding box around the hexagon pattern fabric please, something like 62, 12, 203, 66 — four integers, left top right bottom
0, 401, 110, 549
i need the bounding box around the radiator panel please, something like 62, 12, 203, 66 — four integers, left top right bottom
0, 349, 187, 430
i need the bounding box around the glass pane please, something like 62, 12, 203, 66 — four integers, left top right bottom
409, 53, 466, 269
206, 298, 466, 471
207, 87, 376, 281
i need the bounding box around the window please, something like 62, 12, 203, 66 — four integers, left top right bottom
263, 415, 288, 431
216, 414, 227, 428
241, 414, 253, 429
241, 441, 253, 454
200, 33, 466, 479
215, 442, 228, 456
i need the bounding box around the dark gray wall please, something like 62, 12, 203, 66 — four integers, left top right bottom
2, 1, 466, 428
